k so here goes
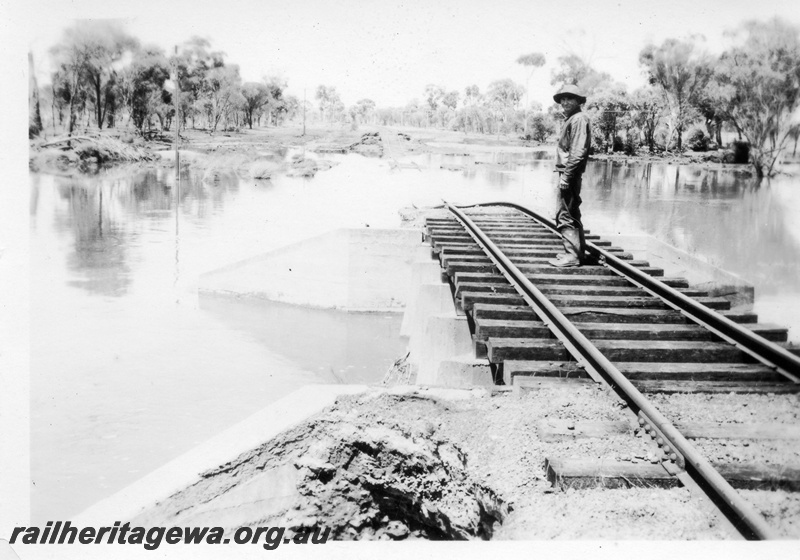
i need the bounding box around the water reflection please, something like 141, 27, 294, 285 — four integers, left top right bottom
29, 158, 800, 299
199, 295, 407, 384
52, 181, 132, 297
430, 150, 552, 188
580, 161, 800, 294
29, 156, 800, 301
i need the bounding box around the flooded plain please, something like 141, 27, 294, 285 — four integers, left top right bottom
29, 148, 800, 522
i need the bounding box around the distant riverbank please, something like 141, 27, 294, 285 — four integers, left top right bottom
30, 123, 775, 180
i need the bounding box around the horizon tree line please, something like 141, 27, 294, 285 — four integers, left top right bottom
30, 17, 800, 178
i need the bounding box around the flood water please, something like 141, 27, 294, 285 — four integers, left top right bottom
29, 146, 800, 523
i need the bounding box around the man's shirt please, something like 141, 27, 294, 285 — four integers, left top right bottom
555, 109, 591, 184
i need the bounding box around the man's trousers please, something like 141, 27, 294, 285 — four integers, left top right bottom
555, 174, 585, 263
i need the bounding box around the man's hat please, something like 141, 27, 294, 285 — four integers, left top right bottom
553, 84, 587, 104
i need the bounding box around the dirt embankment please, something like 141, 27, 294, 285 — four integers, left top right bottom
123, 384, 800, 541
28, 125, 408, 179
28, 131, 158, 174
131, 389, 509, 540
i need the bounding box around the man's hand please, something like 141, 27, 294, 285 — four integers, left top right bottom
559, 177, 570, 190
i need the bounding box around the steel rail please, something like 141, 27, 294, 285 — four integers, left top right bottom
464, 201, 800, 382
443, 200, 780, 540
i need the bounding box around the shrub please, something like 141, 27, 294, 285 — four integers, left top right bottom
623, 133, 638, 156
249, 160, 278, 179
686, 128, 709, 152
526, 113, 555, 143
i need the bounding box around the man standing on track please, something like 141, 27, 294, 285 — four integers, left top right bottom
549, 84, 591, 268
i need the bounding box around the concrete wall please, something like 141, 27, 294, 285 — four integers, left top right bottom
199, 228, 422, 312
400, 243, 494, 388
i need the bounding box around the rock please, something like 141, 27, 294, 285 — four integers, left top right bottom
352, 143, 382, 157
286, 157, 338, 178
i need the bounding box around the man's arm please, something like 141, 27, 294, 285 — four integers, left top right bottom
560, 115, 591, 186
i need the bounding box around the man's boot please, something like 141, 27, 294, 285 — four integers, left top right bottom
549, 229, 582, 267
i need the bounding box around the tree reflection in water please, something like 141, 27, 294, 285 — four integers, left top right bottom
582, 160, 800, 296
41, 167, 243, 297
55, 181, 132, 297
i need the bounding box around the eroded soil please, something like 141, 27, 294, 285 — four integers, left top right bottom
124, 385, 800, 540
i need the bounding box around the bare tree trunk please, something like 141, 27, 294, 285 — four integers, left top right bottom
95, 79, 103, 128
51, 87, 58, 135
67, 73, 79, 142
28, 52, 43, 138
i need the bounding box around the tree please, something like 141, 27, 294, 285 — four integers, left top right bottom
639, 38, 712, 151
202, 65, 243, 132
693, 80, 729, 146
464, 85, 482, 106
120, 45, 171, 133
441, 91, 459, 111
175, 36, 226, 129
281, 95, 300, 124
487, 79, 524, 109
517, 52, 546, 71
453, 105, 488, 134
260, 77, 287, 126
355, 98, 376, 125
629, 87, 665, 152
486, 79, 525, 134
550, 54, 612, 97
240, 82, 269, 128
49, 20, 139, 132
424, 84, 446, 126
29, 52, 43, 138
517, 52, 546, 135
527, 112, 555, 142
587, 85, 630, 153
49, 32, 88, 137
316, 85, 341, 123
424, 88, 458, 128
714, 18, 800, 177
48, 66, 82, 133
329, 99, 345, 123
424, 84, 445, 111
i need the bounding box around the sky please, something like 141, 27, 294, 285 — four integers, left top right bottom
8, 0, 800, 110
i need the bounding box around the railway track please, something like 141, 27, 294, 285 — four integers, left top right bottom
424, 201, 800, 539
